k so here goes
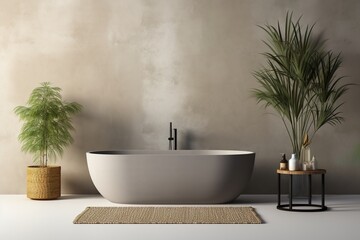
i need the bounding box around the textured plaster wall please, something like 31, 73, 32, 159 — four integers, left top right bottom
0, 0, 359, 194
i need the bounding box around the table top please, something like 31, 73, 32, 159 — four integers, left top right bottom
277, 169, 326, 175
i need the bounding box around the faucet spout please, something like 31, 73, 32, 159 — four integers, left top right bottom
174, 128, 177, 150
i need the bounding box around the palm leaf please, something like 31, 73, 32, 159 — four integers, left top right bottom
253, 12, 349, 157
14, 82, 82, 166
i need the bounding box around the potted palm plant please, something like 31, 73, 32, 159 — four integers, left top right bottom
15, 82, 82, 200
253, 13, 350, 183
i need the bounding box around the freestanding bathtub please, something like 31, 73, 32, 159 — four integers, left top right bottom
86, 150, 255, 204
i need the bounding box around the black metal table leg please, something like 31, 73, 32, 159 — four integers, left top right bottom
289, 175, 293, 210
308, 174, 312, 205
276, 169, 327, 212
278, 173, 281, 206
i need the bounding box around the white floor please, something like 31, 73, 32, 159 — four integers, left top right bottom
1, 195, 359, 240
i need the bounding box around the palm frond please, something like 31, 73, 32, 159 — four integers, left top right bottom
253, 12, 349, 157
14, 82, 82, 166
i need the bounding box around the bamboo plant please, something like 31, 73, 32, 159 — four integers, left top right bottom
253, 13, 350, 158
15, 82, 82, 167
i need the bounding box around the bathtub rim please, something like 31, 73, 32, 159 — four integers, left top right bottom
86, 149, 255, 156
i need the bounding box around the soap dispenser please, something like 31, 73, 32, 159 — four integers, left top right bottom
288, 153, 298, 171
279, 153, 288, 170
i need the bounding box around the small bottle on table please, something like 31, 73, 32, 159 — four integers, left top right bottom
279, 153, 288, 170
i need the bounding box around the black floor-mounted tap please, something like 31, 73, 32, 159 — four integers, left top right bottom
168, 122, 178, 150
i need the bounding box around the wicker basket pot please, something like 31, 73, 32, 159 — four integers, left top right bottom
27, 166, 61, 200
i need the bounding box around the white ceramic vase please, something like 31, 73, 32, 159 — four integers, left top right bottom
288, 153, 298, 171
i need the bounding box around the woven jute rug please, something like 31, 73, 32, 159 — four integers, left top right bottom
73, 206, 262, 224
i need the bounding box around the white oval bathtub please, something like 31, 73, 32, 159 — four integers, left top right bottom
86, 150, 255, 204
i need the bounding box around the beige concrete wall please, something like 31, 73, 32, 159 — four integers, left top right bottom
1, 0, 359, 194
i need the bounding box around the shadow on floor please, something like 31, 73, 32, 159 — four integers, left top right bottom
59, 194, 101, 201
232, 195, 277, 204
326, 206, 360, 212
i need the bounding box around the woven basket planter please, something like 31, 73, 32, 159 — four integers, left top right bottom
27, 166, 61, 200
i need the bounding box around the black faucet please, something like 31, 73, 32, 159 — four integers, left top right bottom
168, 122, 178, 150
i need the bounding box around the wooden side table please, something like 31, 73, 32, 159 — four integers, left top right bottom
277, 169, 328, 212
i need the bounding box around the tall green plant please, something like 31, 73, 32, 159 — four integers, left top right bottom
253, 13, 350, 158
15, 82, 82, 166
